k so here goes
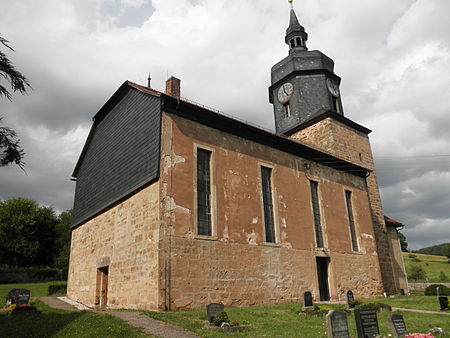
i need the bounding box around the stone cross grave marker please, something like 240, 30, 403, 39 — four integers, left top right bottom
346, 290, 354, 305
438, 296, 449, 311
326, 310, 350, 338
302, 291, 314, 311
354, 308, 379, 338
206, 303, 224, 323
388, 313, 408, 337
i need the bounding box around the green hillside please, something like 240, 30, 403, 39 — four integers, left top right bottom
403, 252, 450, 282
415, 242, 450, 256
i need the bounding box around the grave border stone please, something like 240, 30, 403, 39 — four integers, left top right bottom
388, 313, 408, 338
354, 308, 380, 338
206, 303, 225, 323
326, 310, 350, 338
302, 291, 314, 311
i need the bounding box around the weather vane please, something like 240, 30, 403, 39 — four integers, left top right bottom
288, 0, 294, 9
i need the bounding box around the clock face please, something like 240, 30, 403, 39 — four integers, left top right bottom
277, 82, 294, 103
326, 79, 340, 97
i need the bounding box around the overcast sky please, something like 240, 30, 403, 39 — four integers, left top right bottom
1, 0, 449, 250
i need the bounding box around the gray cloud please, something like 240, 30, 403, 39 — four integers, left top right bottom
0, 0, 449, 250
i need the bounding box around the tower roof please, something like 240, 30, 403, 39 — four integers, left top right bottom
286, 8, 306, 36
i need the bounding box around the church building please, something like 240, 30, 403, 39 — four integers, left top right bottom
67, 4, 408, 310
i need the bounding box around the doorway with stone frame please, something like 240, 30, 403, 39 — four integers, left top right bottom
95, 266, 109, 307
316, 257, 330, 301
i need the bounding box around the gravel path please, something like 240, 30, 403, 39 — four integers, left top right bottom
393, 307, 450, 315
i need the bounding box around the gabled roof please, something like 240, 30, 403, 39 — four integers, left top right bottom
72, 81, 371, 180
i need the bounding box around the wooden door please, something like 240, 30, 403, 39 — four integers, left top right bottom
316, 257, 330, 301
96, 266, 109, 307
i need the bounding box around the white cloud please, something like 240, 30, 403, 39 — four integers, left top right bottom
0, 0, 449, 249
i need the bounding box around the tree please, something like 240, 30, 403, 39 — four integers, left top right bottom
407, 264, 427, 282
54, 210, 73, 279
0, 35, 31, 168
0, 198, 58, 266
398, 231, 408, 252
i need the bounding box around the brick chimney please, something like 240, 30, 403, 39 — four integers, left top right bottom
165, 76, 181, 99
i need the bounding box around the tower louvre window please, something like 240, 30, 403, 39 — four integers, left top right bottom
296, 37, 301, 46
290, 40, 295, 49
197, 148, 212, 236
345, 190, 359, 251
261, 166, 275, 243
310, 180, 324, 248
283, 101, 291, 118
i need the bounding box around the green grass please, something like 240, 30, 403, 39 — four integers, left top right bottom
0, 300, 151, 338
403, 252, 450, 282
0, 281, 66, 307
144, 302, 450, 337
360, 292, 450, 312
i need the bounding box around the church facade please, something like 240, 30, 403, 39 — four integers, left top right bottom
67, 6, 408, 311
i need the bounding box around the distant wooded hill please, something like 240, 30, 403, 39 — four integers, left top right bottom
415, 243, 450, 257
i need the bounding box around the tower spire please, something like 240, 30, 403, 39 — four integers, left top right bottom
285, 0, 308, 51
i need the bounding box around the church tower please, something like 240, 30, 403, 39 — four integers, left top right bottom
269, 1, 409, 295
269, 2, 343, 135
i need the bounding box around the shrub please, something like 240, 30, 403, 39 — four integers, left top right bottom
356, 302, 392, 312
408, 264, 427, 281
213, 311, 229, 327
424, 284, 449, 296
348, 299, 362, 308
408, 254, 417, 259
48, 284, 67, 295
440, 271, 448, 282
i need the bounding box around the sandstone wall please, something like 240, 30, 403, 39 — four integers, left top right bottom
159, 113, 383, 309
290, 117, 401, 294
67, 182, 161, 310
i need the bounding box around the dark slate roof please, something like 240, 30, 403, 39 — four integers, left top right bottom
286, 8, 306, 36
72, 82, 372, 224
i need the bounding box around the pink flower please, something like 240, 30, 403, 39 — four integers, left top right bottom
405, 334, 434, 338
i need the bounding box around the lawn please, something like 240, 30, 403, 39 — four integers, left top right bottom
0, 281, 152, 337
0, 300, 151, 338
145, 302, 450, 337
0, 281, 66, 307
403, 252, 450, 282
362, 293, 447, 312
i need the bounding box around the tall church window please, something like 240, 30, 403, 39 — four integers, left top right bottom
261, 166, 276, 243
197, 148, 212, 236
283, 102, 291, 118
310, 180, 324, 248
345, 190, 359, 251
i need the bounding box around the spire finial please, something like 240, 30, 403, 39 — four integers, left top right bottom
288, 0, 293, 9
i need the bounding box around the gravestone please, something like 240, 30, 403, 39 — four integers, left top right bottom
346, 290, 354, 305
206, 303, 224, 323
14, 289, 30, 306
354, 308, 379, 338
438, 296, 449, 311
302, 291, 314, 311
326, 310, 350, 338
389, 313, 408, 337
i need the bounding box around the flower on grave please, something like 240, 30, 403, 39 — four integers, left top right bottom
230, 320, 240, 327
429, 327, 445, 336
405, 333, 435, 338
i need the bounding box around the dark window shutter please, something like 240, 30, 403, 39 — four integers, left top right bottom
310, 181, 324, 248
261, 167, 275, 243
197, 148, 212, 236
345, 190, 359, 251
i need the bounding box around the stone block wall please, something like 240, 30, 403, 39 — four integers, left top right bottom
290, 116, 401, 294
67, 181, 161, 310
158, 112, 384, 309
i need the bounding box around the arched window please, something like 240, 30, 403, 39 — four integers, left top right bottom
296, 37, 301, 47
290, 40, 295, 49
283, 101, 291, 118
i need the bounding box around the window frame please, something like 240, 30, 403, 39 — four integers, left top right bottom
309, 179, 325, 249
193, 144, 217, 239
259, 163, 279, 244
344, 189, 359, 252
